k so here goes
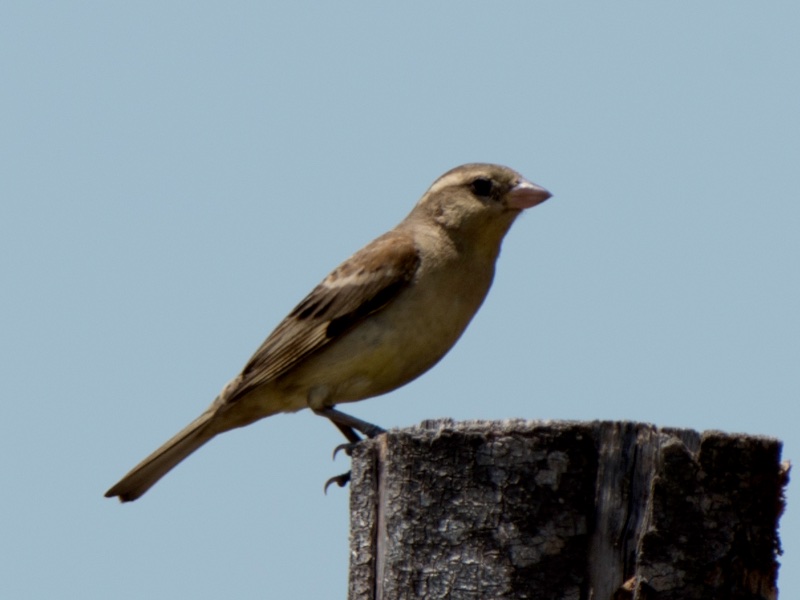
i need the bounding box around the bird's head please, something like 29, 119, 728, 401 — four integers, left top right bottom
410, 163, 551, 249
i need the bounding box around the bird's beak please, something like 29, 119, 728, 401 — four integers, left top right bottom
507, 179, 552, 210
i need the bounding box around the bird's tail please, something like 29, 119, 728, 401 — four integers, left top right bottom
105, 410, 217, 502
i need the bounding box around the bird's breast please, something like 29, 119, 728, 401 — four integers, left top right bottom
285, 256, 495, 408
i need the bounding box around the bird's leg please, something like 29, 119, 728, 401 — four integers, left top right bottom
332, 421, 362, 445
313, 406, 386, 440
314, 407, 386, 493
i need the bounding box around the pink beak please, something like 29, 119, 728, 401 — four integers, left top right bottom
507, 178, 552, 210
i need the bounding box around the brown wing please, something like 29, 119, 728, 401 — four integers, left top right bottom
230, 230, 420, 401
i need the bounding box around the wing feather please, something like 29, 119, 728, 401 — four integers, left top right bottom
229, 230, 420, 401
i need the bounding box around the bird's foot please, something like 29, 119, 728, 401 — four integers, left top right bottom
314, 406, 385, 492
325, 442, 363, 491
332, 441, 360, 459
324, 471, 351, 494
325, 437, 370, 491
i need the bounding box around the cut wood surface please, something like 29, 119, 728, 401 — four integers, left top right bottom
347, 419, 788, 600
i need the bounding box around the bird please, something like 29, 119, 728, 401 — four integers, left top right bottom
105, 163, 551, 502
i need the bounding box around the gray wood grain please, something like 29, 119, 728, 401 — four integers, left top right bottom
347, 420, 787, 600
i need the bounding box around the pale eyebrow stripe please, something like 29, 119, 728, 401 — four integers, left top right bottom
426, 171, 467, 195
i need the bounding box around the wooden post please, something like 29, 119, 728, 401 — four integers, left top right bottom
347, 419, 787, 600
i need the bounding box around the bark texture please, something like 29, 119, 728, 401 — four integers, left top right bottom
347, 419, 787, 600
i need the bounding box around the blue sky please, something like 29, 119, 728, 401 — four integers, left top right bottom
2, 3, 798, 598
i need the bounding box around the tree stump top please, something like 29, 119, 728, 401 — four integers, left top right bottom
348, 419, 788, 600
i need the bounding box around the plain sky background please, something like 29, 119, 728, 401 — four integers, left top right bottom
2, 3, 798, 598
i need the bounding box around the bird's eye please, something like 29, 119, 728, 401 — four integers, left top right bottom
470, 178, 494, 198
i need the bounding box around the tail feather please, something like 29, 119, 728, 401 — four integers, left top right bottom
105, 410, 217, 502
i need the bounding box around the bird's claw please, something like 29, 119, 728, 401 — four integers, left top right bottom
317, 407, 385, 493
324, 442, 359, 492
324, 471, 351, 494
332, 442, 360, 459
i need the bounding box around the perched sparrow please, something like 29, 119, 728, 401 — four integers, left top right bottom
105, 163, 551, 501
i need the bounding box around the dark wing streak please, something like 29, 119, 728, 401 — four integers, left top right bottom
227, 231, 421, 402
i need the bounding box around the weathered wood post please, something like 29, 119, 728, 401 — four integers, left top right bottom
348, 419, 787, 600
